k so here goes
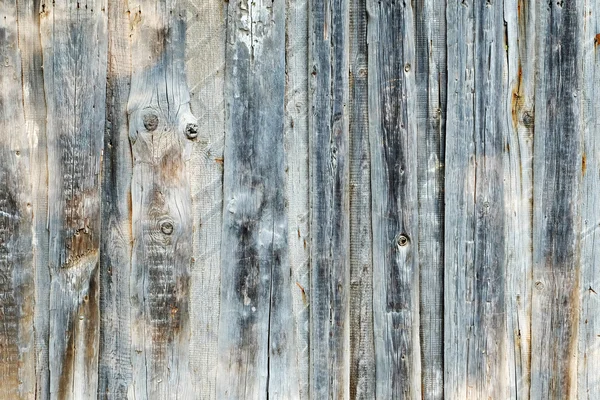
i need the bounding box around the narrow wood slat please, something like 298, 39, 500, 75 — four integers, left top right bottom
98, 0, 133, 397
217, 1, 299, 398
309, 0, 351, 398
0, 2, 36, 397
530, 0, 583, 398
444, 0, 509, 398
126, 1, 195, 398
349, 0, 375, 398
39, 1, 108, 398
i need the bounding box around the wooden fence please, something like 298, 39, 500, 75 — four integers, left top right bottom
0, 0, 598, 398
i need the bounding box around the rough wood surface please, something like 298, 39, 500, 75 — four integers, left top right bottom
217, 1, 299, 398
530, 0, 583, 398
127, 1, 195, 398
2, 0, 600, 398
98, 0, 133, 398
285, 0, 311, 396
444, 0, 509, 398
367, 1, 420, 398
308, 0, 351, 398
183, 0, 226, 398
348, 0, 375, 398
0, 3, 36, 397
39, 1, 108, 398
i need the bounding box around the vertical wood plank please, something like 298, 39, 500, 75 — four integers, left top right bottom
127, 1, 195, 398
348, 0, 375, 398
285, 0, 311, 396
414, 0, 446, 398
39, 1, 108, 397
98, 0, 133, 397
504, 0, 536, 397
218, 1, 299, 398
367, 0, 421, 398
0, 2, 36, 397
183, 0, 226, 397
530, 0, 583, 398
309, 0, 351, 397
444, 0, 509, 398
15, 0, 50, 398
578, 0, 600, 396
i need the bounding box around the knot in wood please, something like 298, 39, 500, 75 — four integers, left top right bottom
522, 111, 534, 128
404, 63, 411, 72
143, 113, 159, 131
185, 123, 198, 139
397, 234, 409, 247
160, 221, 174, 235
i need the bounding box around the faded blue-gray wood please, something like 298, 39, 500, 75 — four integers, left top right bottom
217, 1, 299, 398
530, 0, 583, 398
309, 0, 351, 398
40, 1, 108, 398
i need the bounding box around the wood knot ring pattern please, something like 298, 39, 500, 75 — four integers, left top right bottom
143, 113, 159, 131
160, 221, 174, 235
398, 234, 409, 247
185, 123, 198, 139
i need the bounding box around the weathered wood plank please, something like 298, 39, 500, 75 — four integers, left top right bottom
504, 0, 536, 397
348, 0, 375, 398
413, 0, 446, 398
309, 0, 351, 398
444, 0, 508, 398
0, 3, 36, 397
39, 1, 108, 398
183, 0, 226, 398
578, 0, 600, 397
127, 1, 195, 398
367, 0, 421, 398
15, 0, 50, 398
284, 0, 311, 396
217, 1, 299, 398
530, 0, 583, 398
98, 0, 133, 398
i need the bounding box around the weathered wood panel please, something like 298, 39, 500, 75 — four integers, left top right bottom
98, 0, 133, 398
127, 1, 195, 398
3, 0, 600, 399
39, 1, 108, 398
285, 0, 311, 396
309, 0, 351, 398
183, 0, 226, 398
578, 0, 600, 395
367, 0, 420, 398
217, 1, 299, 398
0, 3, 36, 397
530, 0, 583, 398
348, 0, 375, 398
445, 0, 509, 398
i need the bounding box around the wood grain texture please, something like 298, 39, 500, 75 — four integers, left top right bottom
285, 0, 311, 397
413, 0, 446, 398
444, 0, 508, 398
578, 0, 600, 397
0, 3, 36, 397
39, 1, 108, 398
530, 0, 583, 398
367, 0, 420, 398
127, 1, 195, 398
218, 1, 299, 398
98, 0, 133, 398
15, 0, 50, 398
504, 0, 536, 397
309, 0, 351, 398
183, 0, 226, 398
348, 0, 375, 398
